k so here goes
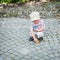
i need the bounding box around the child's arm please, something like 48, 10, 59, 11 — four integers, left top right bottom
34, 20, 45, 32
33, 27, 44, 32
30, 27, 39, 42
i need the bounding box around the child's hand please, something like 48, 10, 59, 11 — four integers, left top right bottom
34, 38, 40, 44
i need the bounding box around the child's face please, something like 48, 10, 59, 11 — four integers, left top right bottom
33, 20, 39, 24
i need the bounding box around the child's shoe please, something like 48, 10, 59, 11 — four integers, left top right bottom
38, 37, 43, 42
29, 37, 34, 41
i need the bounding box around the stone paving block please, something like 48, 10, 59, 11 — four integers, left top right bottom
4, 57, 12, 60
21, 58, 29, 60
42, 52, 48, 56
53, 57, 60, 60
43, 55, 50, 60
1, 55, 13, 60
38, 53, 45, 58
0, 57, 3, 60
54, 52, 60, 57
48, 53, 55, 58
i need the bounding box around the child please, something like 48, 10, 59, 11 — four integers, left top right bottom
29, 11, 45, 44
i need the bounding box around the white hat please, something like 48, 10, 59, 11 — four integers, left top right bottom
29, 11, 40, 21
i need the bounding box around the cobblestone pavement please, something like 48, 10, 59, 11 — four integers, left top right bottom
0, 18, 60, 60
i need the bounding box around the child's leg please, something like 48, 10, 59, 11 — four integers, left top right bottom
29, 34, 38, 41
36, 32, 44, 42
29, 32, 40, 44
38, 37, 43, 42
29, 37, 34, 41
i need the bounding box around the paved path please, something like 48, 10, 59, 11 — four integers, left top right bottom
0, 18, 60, 60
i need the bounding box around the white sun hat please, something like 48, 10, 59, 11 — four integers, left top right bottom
29, 11, 40, 21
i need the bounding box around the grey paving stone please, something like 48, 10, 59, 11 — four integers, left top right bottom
43, 56, 50, 60
53, 57, 60, 60
33, 55, 40, 59
38, 53, 45, 58
21, 58, 28, 60
3, 57, 12, 60
48, 54, 55, 58
54, 53, 60, 57
0, 57, 3, 60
